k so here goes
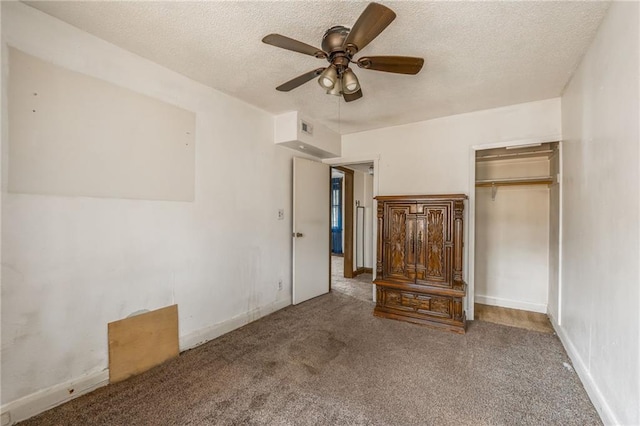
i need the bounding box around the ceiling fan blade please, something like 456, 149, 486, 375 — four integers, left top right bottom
343, 3, 396, 54
343, 88, 363, 102
357, 56, 424, 74
262, 34, 327, 58
276, 68, 325, 92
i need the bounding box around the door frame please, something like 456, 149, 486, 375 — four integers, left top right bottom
332, 166, 355, 278
324, 155, 380, 300
467, 135, 562, 321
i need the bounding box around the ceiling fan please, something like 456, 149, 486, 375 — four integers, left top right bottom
262, 2, 424, 102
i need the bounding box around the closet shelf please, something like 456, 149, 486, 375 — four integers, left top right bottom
475, 176, 554, 187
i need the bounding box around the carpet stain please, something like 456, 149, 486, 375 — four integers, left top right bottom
214, 399, 233, 412
263, 360, 278, 375
288, 331, 347, 372
252, 360, 280, 380
249, 393, 269, 410
303, 363, 319, 375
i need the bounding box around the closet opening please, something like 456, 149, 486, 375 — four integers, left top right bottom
473, 142, 560, 332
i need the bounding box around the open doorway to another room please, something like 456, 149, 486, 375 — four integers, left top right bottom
330, 168, 346, 258
330, 164, 375, 302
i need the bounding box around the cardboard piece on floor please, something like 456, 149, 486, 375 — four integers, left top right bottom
108, 305, 179, 383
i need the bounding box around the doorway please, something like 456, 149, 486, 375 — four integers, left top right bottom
331, 166, 354, 279
329, 163, 375, 301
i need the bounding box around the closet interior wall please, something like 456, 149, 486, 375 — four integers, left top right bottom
474, 143, 559, 313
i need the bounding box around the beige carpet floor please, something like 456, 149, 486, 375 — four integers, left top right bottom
19, 265, 600, 425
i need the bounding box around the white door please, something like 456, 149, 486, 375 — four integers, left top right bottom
292, 157, 330, 304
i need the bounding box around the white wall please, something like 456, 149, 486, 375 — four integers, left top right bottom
297, 112, 341, 157
475, 158, 550, 313
363, 173, 374, 269
1, 2, 296, 416
547, 149, 560, 322
559, 2, 639, 425
351, 169, 374, 270
275, 111, 341, 159
342, 98, 561, 195
353, 169, 363, 266
342, 98, 562, 317
8, 48, 196, 202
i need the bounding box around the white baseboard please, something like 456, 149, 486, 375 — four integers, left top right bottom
548, 312, 616, 425
180, 297, 291, 351
475, 295, 547, 313
0, 369, 109, 426
1, 297, 292, 425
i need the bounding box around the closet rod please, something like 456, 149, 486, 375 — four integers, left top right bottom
475, 149, 554, 161
475, 176, 554, 187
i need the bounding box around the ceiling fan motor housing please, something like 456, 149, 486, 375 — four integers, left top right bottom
321, 26, 350, 53
321, 26, 354, 78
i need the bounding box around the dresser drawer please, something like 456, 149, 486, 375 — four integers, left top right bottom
377, 287, 455, 319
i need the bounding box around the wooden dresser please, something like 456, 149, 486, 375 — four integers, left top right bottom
373, 194, 467, 333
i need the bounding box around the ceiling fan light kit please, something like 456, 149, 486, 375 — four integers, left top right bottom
318, 65, 338, 89
262, 2, 424, 102
326, 79, 343, 96
342, 69, 360, 94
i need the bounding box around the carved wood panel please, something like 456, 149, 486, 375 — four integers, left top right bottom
453, 200, 464, 283
382, 204, 414, 282
427, 208, 445, 277
376, 202, 384, 276
378, 288, 453, 319
415, 204, 453, 287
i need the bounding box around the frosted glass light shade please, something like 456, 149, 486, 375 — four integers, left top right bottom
318, 66, 338, 89
326, 79, 342, 96
342, 69, 360, 94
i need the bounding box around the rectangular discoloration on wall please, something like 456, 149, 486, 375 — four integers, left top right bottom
8, 47, 195, 201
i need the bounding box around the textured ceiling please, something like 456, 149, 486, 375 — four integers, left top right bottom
24, 1, 610, 134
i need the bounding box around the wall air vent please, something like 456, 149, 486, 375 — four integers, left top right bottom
300, 120, 313, 136
274, 111, 340, 158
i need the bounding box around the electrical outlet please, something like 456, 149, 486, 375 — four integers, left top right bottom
278, 279, 283, 291
277, 209, 284, 220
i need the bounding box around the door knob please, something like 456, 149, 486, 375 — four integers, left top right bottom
293, 232, 304, 237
